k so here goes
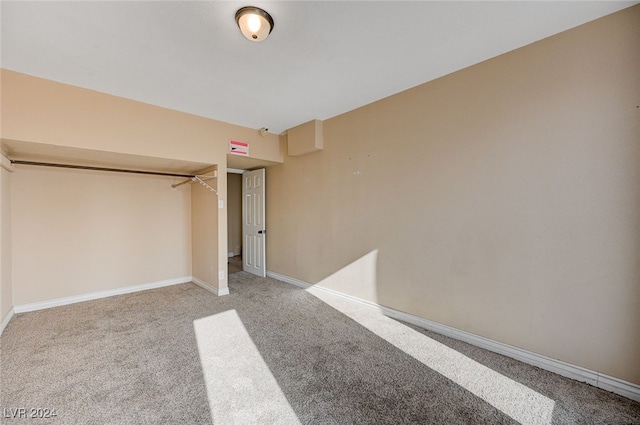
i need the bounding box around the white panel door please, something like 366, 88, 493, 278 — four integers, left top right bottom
242, 169, 266, 277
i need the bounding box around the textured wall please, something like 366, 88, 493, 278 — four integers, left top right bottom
1, 69, 284, 297
192, 168, 220, 290
12, 166, 192, 305
266, 7, 640, 384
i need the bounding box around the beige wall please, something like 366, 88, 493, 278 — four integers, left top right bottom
227, 173, 243, 257
191, 168, 220, 291
1, 69, 284, 303
266, 6, 640, 385
0, 70, 283, 167
0, 155, 13, 323
1, 69, 284, 297
11, 166, 192, 305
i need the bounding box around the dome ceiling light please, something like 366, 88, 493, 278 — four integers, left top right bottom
235, 6, 274, 42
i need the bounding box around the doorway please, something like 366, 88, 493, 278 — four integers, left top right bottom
241, 169, 266, 277
227, 172, 243, 274
227, 168, 267, 277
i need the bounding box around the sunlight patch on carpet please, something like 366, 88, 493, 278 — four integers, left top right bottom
194, 310, 301, 424
306, 286, 555, 425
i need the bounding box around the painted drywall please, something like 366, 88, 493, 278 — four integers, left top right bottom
191, 168, 220, 291
0, 156, 13, 323
11, 166, 191, 305
227, 173, 243, 257
1, 69, 284, 294
287, 119, 323, 156
266, 6, 640, 385
0, 70, 283, 166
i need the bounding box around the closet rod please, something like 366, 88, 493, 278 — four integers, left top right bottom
10, 160, 195, 178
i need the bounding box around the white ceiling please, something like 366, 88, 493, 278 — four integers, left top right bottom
1, 1, 637, 136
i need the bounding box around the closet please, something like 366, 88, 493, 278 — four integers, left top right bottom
7, 156, 221, 308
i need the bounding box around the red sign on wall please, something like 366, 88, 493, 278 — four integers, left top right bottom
229, 140, 249, 156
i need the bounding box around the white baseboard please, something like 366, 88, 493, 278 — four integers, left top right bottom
597, 374, 640, 403
266, 270, 640, 403
228, 252, 235, 258
10, 275, 229, 318
13, 276, 192, 314
1, 307, 15, 336
192, 277, 230, 296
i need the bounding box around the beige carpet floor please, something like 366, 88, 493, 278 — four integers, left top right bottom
1, 272, 639, 424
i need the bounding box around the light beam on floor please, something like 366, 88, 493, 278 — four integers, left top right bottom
305, 286, 555, 425
194, 310, 301, 424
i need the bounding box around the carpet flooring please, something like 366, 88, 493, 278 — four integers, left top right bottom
1, 272, 639, 424
228, 255, 243, 275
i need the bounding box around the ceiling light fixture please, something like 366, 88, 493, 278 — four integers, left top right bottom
235, 6, 274, 42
